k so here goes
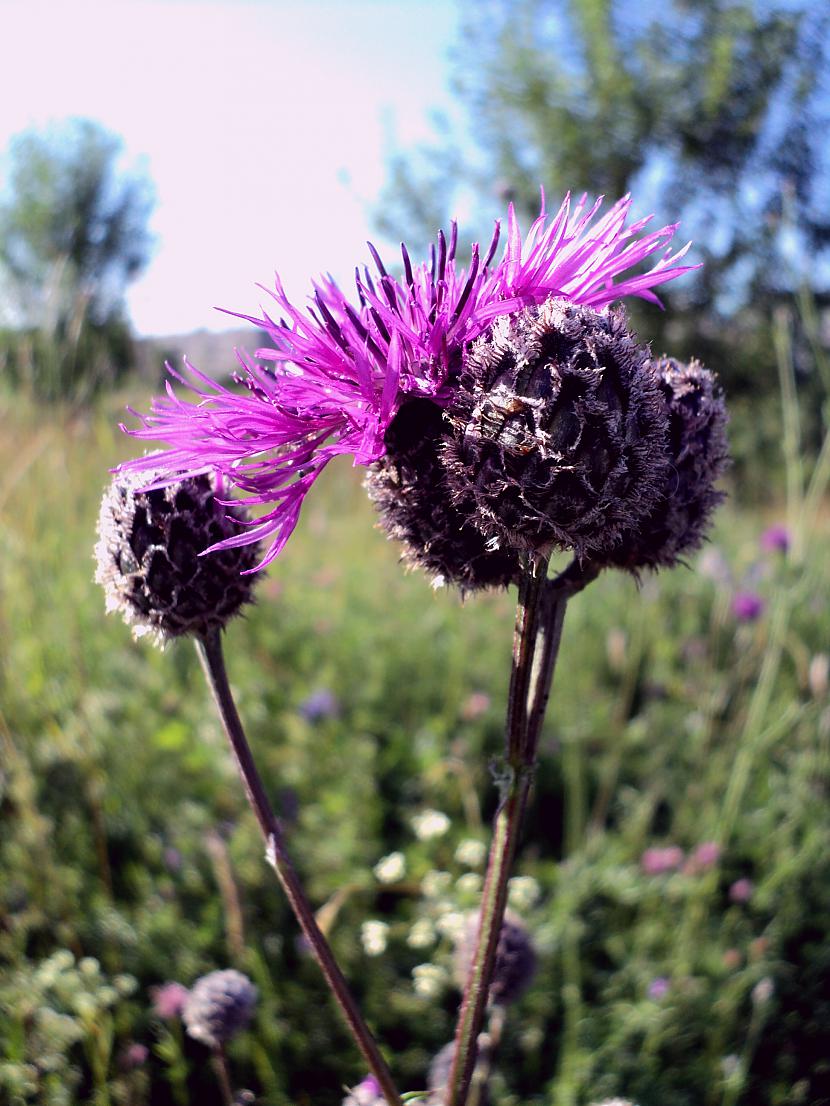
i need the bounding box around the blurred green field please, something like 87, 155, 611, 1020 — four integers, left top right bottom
1, 391, 829, 1106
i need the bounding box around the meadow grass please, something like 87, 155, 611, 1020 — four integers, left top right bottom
1, 354, 829, 1105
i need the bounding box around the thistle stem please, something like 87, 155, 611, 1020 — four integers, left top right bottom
212, 1047, 235, 1106
445, 557, 596, 1106
195, 628, 402, 1106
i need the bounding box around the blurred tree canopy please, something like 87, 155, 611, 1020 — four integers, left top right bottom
0, 118, 154, 400
375, 0, 830, 449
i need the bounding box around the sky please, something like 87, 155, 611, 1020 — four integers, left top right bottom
0, 0, 460, 336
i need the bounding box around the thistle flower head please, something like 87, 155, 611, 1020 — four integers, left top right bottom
602, 357, 729, 571
454, 911, 537, 1006
94, 468, 259, 644
182, 969, 257, 1049
118, 194, 694, 570
442, 299, 670, 558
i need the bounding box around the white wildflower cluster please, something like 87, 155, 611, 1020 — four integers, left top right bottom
412, 809, 451, 840
456, 872, 483, 897
412, 963, 449, 999
422, 869, 452, 898
360, 920, 390, 957
435, 911, 467, 943
373, 851, 406, 884
407, 917, 437, 949
507, 875, 541, 911
454, 838, 487, 868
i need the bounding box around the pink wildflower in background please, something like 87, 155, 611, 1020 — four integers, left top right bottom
152, 981, 189, 1020
648, 977, 670, 1000
686, 841, 721, 873
729, 878, 754, 903
641, 846, 684, 875
120, 193, 695, 567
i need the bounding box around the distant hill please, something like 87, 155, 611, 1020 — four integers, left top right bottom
134, 327, 270, 384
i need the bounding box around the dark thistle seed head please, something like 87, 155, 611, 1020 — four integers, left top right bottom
442, 299, 670, 559
95, 467, 260, 644
427, 1040, 491, 1106
454, 911, 537, 1006
182, 969, 257, 1049
365, 397, 521, 592
427, 1042, 457, 1098
601, 357, 729, 572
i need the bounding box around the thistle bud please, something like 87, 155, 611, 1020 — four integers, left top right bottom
443, 299, 670, 559
95, 468, 259, 644
454, 911, 537, 1006
602, 357, 728, 571
182, 969, 257, 1049
366, 398, 520, 591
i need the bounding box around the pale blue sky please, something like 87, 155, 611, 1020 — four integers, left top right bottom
0, 0, 460, 335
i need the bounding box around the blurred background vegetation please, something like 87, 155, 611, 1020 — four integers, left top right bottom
1, 1, 830, 1104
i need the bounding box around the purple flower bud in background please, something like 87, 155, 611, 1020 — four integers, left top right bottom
163, 847, 183, 873
760, 524, 790, 555
461, 691, 492, 721
648, 977, 670, 1000
298, 687, 340, 723
151, 981, 190, 1019
731, 591, 765, 622
183, 969, 257, 1049
454, 911, 537, 1006
729, 878, 754, 904
687, 841, 721, 872
640, 846, 684, 875
342, 1074, 385, 1106
120, 1042, 149, 1070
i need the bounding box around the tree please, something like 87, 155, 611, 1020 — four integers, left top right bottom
375, 0, 830, 422
0, 118, 154, 399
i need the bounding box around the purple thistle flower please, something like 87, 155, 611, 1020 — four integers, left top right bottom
760, 524, 790, 555
342, 1074, 385, 1106
298, 686, 340, 723
732, 591, 765, 622
119, 193, 695, 568
648, 977, 670, 1000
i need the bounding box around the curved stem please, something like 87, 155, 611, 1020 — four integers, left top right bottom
195, 629, 402, 1106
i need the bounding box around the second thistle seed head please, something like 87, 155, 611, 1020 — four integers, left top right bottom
454, 911, 537, 1006
182, 969, 257, 1049
366, 397, 521, 592
443, 299, 670, 559
95, 468, 259, 644
601, 357, 729, 572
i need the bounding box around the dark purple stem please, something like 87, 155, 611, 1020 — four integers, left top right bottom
195, 629, 402, 1106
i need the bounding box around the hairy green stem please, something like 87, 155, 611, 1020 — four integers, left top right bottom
195, 628, 402, 1106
